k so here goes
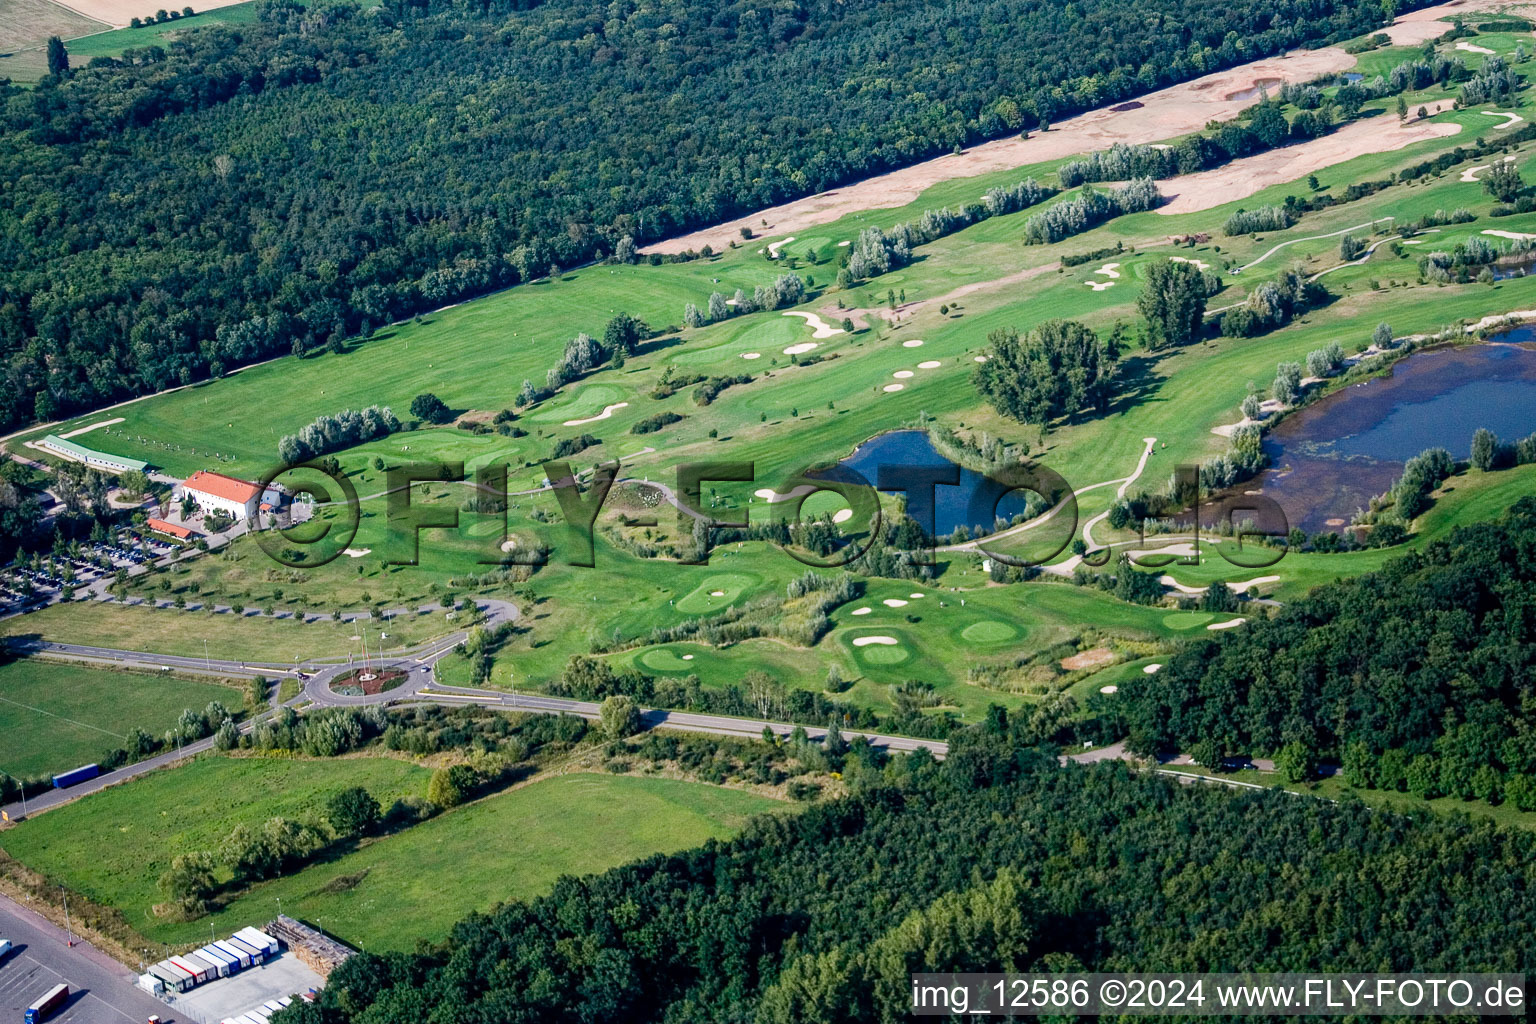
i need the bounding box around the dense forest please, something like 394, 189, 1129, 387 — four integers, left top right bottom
273, 733, 1535, 1023
1120, 498, 1536, 805
0, 0, 1406, 431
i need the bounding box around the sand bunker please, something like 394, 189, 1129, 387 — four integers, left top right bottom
851, 606, 872, 615
1460, 156, 1516, 182
1456, 40, 1496, 55
902, 339, 925, 348
639, 44, 1361, 255
682, 654, 694, 660
893, 370, 914, 379
1231, 575, 1281, 593
1207, 618, 1247, 630
838, 240, 851, 246
1062, 646, 1116, 670
908, 593, 924, 599
832, 508, 853, 523
783, 310, 847, 338
1144, 663, 1162, 674
343, 548, 372, 557
882, 598, 909, 607
60, 416, 125, 439
563, 401, 629, 426
783, 342, 819, 356
710, 590, 725, 596
973, 355, 988, 362
500, 539, 518, 553
767, 236, 797, 258
741, 352, 762, 359
754, 485, 817, 502
917, 360, 941, 369
1094, 262, 1121, 278
1156, 117, 1461, 215
853, 635, 900, 646
1482, 229, 1536, 240
1171, 255, 1211, 271
1100, 685, 1119, 694
883, 383, 906, 392
1085, 280, 1116, 291
1483, 110, 1524, 129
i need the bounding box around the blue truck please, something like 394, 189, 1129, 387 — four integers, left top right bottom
24, 983, 68, 1023
50, 764, 99, 790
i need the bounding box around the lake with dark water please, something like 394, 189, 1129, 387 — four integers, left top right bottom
831, 430, 1028, 537
1254, 338, 1536, 533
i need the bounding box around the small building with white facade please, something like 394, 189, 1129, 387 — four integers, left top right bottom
181, 470, 262, 521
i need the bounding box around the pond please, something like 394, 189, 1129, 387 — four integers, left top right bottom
1252, 339, 1536, 533
828, 430, 1029, 538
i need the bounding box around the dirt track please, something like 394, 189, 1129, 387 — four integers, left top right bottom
641, 0, 1499, 255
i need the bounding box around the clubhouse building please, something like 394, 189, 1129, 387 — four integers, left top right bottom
180, 470, 263, 522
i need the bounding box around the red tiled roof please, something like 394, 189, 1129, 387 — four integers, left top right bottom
184, 470, 261, 504
147, 517, 193, 539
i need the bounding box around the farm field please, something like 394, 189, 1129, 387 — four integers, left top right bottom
0, 657, 241, 778
0, 0, 106, 80
0, 761, 779, 949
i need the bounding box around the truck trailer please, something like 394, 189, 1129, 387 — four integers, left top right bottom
213, 939, 254, 968
195, 944, 237, 975
225, 935, 267, 963
50, 764, 99, 789
24, 983, 68, 1023
168, 954, 212, 984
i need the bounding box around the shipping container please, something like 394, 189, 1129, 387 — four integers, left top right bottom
197, 945, 237, 975
190, 949, 228, 978
214, 939, 254, 968
226, 935, 267, 963
50, 764, 99, 789
24, 983, 68, 1023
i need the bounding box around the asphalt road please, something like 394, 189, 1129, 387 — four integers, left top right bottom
0, 894, 176, 1023
0, 593, 949, 821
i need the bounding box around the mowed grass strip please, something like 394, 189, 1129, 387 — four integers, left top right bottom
0, 658, 241, 778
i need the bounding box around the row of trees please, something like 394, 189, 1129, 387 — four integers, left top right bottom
684, 275, 804, 328
278, 405, 399, 464
1021, 178, 1161, 244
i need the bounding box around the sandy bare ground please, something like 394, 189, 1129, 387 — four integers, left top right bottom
1383, 0, 1514, 44
643, 51, 1357, 254
641, 0, 1495, 255
47, 0, 250, 27
1155, 116, 1462, 215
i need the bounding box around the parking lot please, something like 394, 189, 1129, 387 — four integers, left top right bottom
0, 536, 182, 617
0, 895, 177, 1023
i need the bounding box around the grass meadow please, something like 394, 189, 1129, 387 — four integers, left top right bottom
0, 658, 243, 778
0, 759, 779, 949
